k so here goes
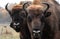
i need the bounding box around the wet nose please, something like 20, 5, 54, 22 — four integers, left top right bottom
32, 25, 41, 37
33, 30, 40, 33
33, 29, 41, 38
33, 29, 40, 33
13, 22, 20, 26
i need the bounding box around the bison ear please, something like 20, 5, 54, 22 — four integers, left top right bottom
45, 12, 51, 17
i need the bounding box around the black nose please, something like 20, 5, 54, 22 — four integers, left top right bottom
33, 29, 40, 33
32, 25, 41, 33
33, 29, 41, 38
13, 22, 20, 26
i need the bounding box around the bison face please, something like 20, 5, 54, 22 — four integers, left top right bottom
23, 2, 51, 38
27, 8, 51, 38
10, 10, 26, 32
5, 3, 26, 32
27, 9, 46, 38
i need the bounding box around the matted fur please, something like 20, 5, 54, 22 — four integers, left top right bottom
33, 0, 42, 4
12, 5, 23, 10
23, 0, 60, 39
5, 1, 32, 39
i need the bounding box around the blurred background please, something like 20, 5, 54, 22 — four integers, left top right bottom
0, 0, 60, 39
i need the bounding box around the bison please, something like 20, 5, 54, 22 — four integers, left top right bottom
5, 1, 32, 39
23, 1, 60, 39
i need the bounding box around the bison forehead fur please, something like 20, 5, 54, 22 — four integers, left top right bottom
12, 5, 23, 11
27, 5, 47, 15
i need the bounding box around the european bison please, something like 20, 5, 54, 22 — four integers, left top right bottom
5, 1, 32, 39
23, 1, 60, 39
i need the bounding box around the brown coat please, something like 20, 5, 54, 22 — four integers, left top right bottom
25, 0, 60, 39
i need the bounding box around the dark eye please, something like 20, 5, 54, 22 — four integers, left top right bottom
28, 16, 32, 22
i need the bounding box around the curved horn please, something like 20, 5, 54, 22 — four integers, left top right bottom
23, 2, 31, 11
5, 3, 11, 14
23, 2, 31, 16
42, 3, 50, 13
42, 3, 51, 17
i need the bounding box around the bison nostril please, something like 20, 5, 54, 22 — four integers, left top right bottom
13, 23, 20, 25
33, 30, 40, 33
33, 30, 41, 38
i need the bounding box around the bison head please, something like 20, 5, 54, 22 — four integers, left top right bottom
23, 2, 51, 38
5, 3, 27, 32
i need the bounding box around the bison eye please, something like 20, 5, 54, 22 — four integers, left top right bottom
28, 16, 32, 22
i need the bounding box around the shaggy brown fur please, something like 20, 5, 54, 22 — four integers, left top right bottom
38, 0, 60, 39
12, 5, 31, 39
12, 5, 22, 10
5, 1, 32, 39
33, 0, 42, 4
24, 0, 60, 39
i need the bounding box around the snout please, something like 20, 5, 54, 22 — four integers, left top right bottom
13, 22, 20, 29
33, 29, 41, 33
33, 29, 41, 38
32, 25, 42, 38
13, 22, 20, 26
32, 26, 40, 33
10, 22, 20, 32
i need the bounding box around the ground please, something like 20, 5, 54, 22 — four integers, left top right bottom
0, 24, 20, 39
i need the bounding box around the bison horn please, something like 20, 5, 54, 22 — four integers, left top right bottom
23, 2, 31, 10
5, 3, 11, 15
23, 2, 31, 16
42, 3, 50, 13
42, 3, 51, 17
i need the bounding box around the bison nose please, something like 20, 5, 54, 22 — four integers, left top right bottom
33, 29, 41, 35
13, 22, 20, 26
33, 29, 41, 38
33, 29, 40, 33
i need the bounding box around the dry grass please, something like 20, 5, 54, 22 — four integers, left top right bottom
0, 24, 20, 39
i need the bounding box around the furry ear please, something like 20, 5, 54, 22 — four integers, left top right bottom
45, 12, 51, 17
